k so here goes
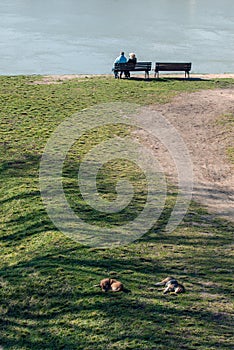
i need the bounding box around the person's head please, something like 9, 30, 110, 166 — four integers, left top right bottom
120, 51, 125, 56
129, 53, 136, 59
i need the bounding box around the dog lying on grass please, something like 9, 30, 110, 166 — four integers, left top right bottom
155, 277, 185, 295
94, 278, 130, 293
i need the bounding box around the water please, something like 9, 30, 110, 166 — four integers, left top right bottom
0, 0, 233, 75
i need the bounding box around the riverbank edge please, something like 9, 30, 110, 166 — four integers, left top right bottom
40, 73, 234, 81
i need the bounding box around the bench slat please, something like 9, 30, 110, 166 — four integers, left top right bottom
114, 62, 152, 70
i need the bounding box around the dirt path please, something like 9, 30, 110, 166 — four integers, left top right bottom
137, 89, 234, 222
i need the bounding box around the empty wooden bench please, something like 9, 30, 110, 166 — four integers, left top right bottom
114, 62, 152, 79
154, 62, 192, 78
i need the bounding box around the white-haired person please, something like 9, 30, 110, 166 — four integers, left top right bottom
112, 51, 127, 78
125, 53, 137, 78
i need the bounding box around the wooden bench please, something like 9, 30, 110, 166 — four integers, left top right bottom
154, 62, 192, 78
114, 62, 152, 79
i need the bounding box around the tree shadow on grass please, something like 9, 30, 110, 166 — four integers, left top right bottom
1, 152, 233, 349
126, 76, 208, 82
0, 243, 233, 350
0, 154, 41, 177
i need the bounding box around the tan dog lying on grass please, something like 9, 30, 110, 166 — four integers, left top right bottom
94, 278, 129, 292
155, 277, 185, 295
100, 278, 123, 292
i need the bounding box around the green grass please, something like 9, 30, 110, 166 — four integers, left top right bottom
0, 76, 234, 349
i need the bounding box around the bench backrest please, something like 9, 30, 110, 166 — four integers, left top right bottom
155, 62, 192, 72
114, 62, 152, 71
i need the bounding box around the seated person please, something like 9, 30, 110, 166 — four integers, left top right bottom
125, 53, 137, 78
128, 52, 137, 64
112, 51, 127, 78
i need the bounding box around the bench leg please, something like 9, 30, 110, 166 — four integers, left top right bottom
114, 71, 119, 79
125, 71, 130, 78
145, 71, 150, 80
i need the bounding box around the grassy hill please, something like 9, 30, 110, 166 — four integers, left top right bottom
0, 76, 233, 349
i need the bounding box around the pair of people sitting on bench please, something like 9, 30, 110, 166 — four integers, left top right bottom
113, 51, 137, 78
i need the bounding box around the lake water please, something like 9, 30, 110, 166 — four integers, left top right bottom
0, 0, 233, 75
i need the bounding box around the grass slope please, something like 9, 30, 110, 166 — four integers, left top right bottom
0, 76, 234, 350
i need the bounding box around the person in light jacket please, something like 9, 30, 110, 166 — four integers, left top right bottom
112, 51, 127, 78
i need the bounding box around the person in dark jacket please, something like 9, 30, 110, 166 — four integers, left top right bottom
125, 53, 137, 78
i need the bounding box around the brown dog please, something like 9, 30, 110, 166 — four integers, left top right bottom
94, 278, 124, 292
155, 276, 185, 295
100, 278, 124, 292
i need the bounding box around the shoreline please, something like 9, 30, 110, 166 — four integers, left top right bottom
43, 73, 234, 80
25, 73, 234, 85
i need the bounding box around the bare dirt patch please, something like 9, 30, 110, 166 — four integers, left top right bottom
137, 89, 234, 222
28, 74, 107, 84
